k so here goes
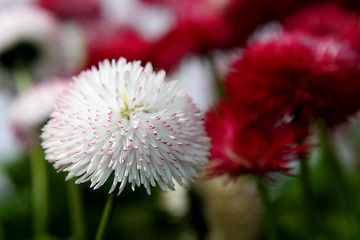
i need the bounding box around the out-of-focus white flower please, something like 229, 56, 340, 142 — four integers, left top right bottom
0, 4, 62, 85
102, 0, 174, 41
247, 21, 284, 45
209, 48, 242, 80
41, 58, 210, 195
160, 181, 189, 218
0, 91, 20, 158
10, 79, 68, 146
170, 56, 215, 112
60, 22, 87, 75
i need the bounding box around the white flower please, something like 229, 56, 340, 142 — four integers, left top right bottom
10, 79, 69, 146
0, 4, 62, 84
247, 21, 284, 45
60, 22, 87, 75
41, 58, 210, 195
160, 181, 189, 218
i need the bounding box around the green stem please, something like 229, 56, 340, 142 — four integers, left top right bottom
13, 62, 33, 93
317, 121, 349, 196
66, 180, 87, 240
316, 120, 357, 238
256, 177, 278, 240
29, 144, 48, 237
95, 193, 116, 240
205, 54, 226, 98
0, 222, 4, 240
300, 158, 315, 238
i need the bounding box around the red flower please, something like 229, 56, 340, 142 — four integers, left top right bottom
223, 0, 310, 47
223, 0, 360, 48
36, 0, 101, 21
225, 32, 360, 128
84, 24, 149, 69
145, 0, 230, 72
146, 19, 229, 72
205, 101, 306, 177
284, 3, 360, 51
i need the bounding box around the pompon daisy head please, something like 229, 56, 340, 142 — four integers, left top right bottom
0, 4, 62, 84
284, 3, 360, 51
205, 100, 307, 177
226, 32, 360, 128
41, 58, 210, 195
10, 79, 69, 147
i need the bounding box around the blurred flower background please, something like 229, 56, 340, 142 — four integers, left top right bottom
0, 0, 360, 239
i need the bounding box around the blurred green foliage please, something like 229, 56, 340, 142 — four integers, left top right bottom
0, 152, 205, 240
1, 132, 360, 240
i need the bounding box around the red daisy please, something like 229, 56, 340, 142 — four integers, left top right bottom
225, 32, 360, 128
222, 0, 312, 47
222, 0, 360, 48
84, 24, 149, 69
205, 100, 306, 177
284, 3, 360, 51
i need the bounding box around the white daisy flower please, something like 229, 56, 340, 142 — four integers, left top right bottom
0, 4, 62, 87
41, 58, 210, 195
10, 79, 69, 147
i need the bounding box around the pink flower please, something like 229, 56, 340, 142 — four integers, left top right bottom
10, 79, 69, 147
